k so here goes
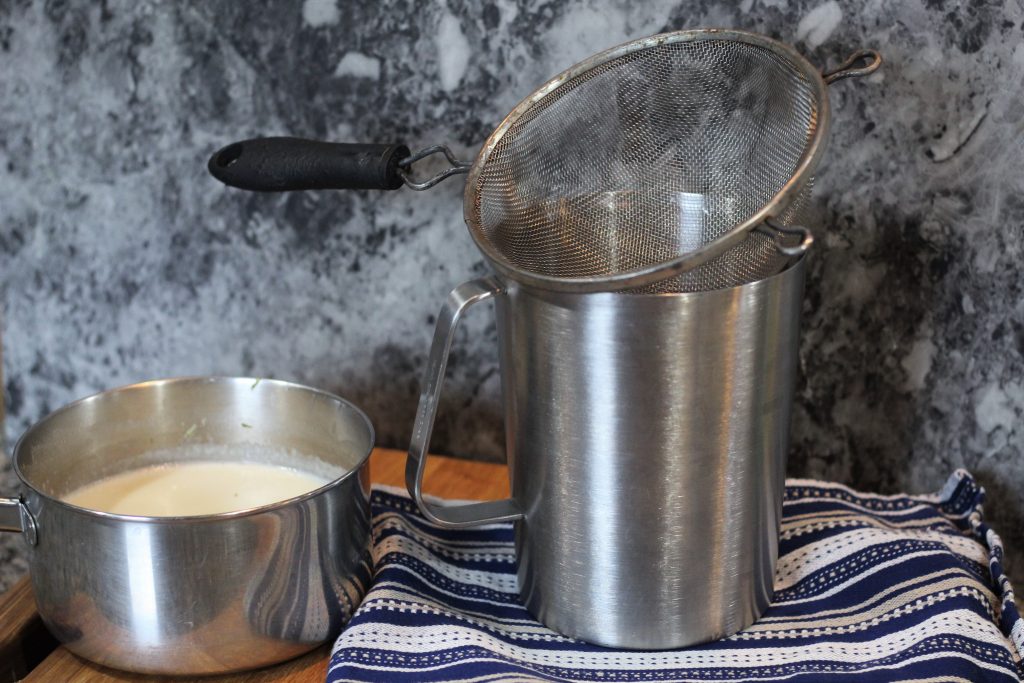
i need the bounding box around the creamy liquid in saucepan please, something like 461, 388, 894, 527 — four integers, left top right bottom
63, 451, 333, 517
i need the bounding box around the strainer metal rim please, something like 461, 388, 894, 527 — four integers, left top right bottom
462, 28, 832, 293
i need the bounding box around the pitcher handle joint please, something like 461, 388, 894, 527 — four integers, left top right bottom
406, 277, 524, 529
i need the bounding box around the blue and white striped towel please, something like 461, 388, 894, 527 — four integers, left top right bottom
328, 471, 1023, 682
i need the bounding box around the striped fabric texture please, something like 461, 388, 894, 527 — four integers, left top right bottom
328, 471, 1023, 682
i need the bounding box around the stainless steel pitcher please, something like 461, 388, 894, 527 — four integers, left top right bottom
406, 258, 804, 649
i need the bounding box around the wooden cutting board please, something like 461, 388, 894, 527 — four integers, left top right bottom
0, 448, 509, 682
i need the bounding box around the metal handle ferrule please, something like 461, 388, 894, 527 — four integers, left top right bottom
396, 145, 473, 191
406, 277, 523, 528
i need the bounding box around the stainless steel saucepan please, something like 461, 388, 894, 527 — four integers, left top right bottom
0, 376, 373, 676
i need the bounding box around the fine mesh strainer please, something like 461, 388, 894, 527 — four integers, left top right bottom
209, 29, 880, 293
465, 30, 879, 292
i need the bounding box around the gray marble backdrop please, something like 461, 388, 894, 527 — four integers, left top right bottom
1, 0, 1022, 595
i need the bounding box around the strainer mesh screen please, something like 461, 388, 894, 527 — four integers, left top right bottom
469, 37, 819, 292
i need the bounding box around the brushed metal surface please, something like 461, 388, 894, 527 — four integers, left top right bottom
409, 258, 804, 649
2, 377, 373, 675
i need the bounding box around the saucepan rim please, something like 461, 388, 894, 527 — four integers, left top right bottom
11, 375, 375, 525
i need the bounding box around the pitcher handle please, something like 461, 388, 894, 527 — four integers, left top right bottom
406, 277, 524, 529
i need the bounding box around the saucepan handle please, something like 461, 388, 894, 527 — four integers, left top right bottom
406, 277, 524, 529
0, 497, 37, 545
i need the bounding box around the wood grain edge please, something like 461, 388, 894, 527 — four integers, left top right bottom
371, 447, 510, 500
24, 644, 330, 682
0, 576, 56, 682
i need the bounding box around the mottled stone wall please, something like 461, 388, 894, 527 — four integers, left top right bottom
1, 0, 1022, 594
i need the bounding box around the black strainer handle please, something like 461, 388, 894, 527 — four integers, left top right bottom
208, 137, 410, 192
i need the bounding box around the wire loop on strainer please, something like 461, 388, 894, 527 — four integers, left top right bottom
463, 29, 879, 293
